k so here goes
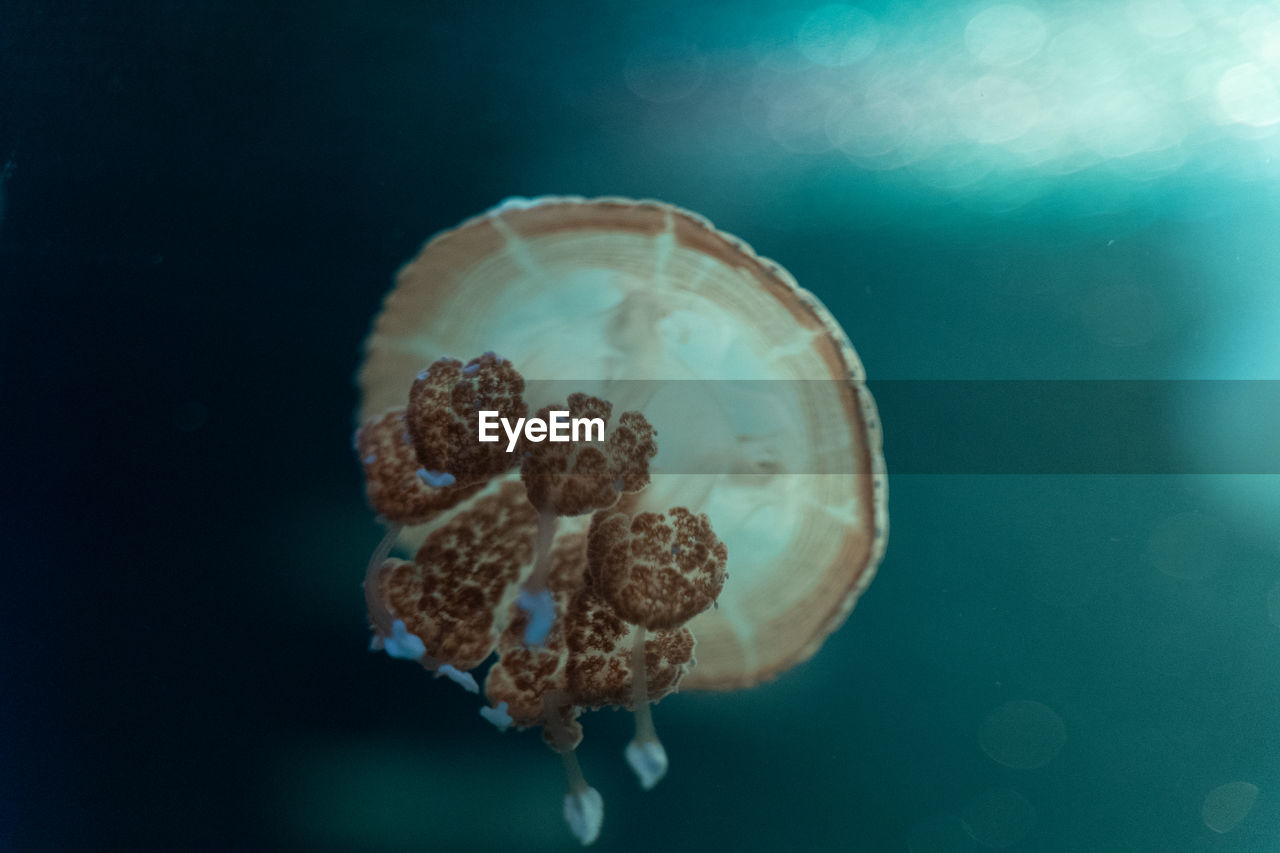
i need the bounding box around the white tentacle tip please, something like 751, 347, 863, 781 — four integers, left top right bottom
436, 663, 479, 694
563, 786, 604, 846
624, 739, 668, 791
480, 702, 513, 731
382, 619, 426, 661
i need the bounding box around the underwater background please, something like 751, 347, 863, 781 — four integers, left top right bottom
3, 0, 1280, 850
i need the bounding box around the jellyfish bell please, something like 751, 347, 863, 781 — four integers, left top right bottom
355, 197, 887, 844
360, 197, 888, 688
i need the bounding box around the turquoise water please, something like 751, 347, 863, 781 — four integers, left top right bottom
5, 0, 1280, 850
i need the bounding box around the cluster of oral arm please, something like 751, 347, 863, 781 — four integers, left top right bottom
354, 353, 729, 846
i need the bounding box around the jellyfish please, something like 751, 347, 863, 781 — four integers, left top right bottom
354, 197, 888, 845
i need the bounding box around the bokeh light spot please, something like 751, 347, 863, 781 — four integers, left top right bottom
797, 4, 879, 67
979, 700, 1067, 769
1127, 0, 1194, 39
766, 79, 840, 153
1217, 63, 1280, 127
1201, 781, 1259, 833
952, 75, 1040, 144
1076, 89, 1182, 159
826, 79, 919, 161
965, 5, 1048, 67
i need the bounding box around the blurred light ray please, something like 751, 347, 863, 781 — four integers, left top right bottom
641, 0, 1280, 212
797, 4, 880, 67
964, 4, 1048, 67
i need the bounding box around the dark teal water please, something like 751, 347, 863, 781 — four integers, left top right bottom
3, 1, 1280, 850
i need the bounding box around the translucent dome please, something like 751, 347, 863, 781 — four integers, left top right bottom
358, 196, 888, 689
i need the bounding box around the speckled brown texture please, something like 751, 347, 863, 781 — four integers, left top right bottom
644, 626, 696, 697
563, 588, 694, 710
376, 480, 539, 669
484, 534, 588, 725
354, 410, 481, 524
485, 529, 693, 723
486, 636, 567, 725
607, 411, 659, 494
377, 557, 422, 620
520, 393, 657, 516
406, 352, 527, 488
589, 508, 727, 631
